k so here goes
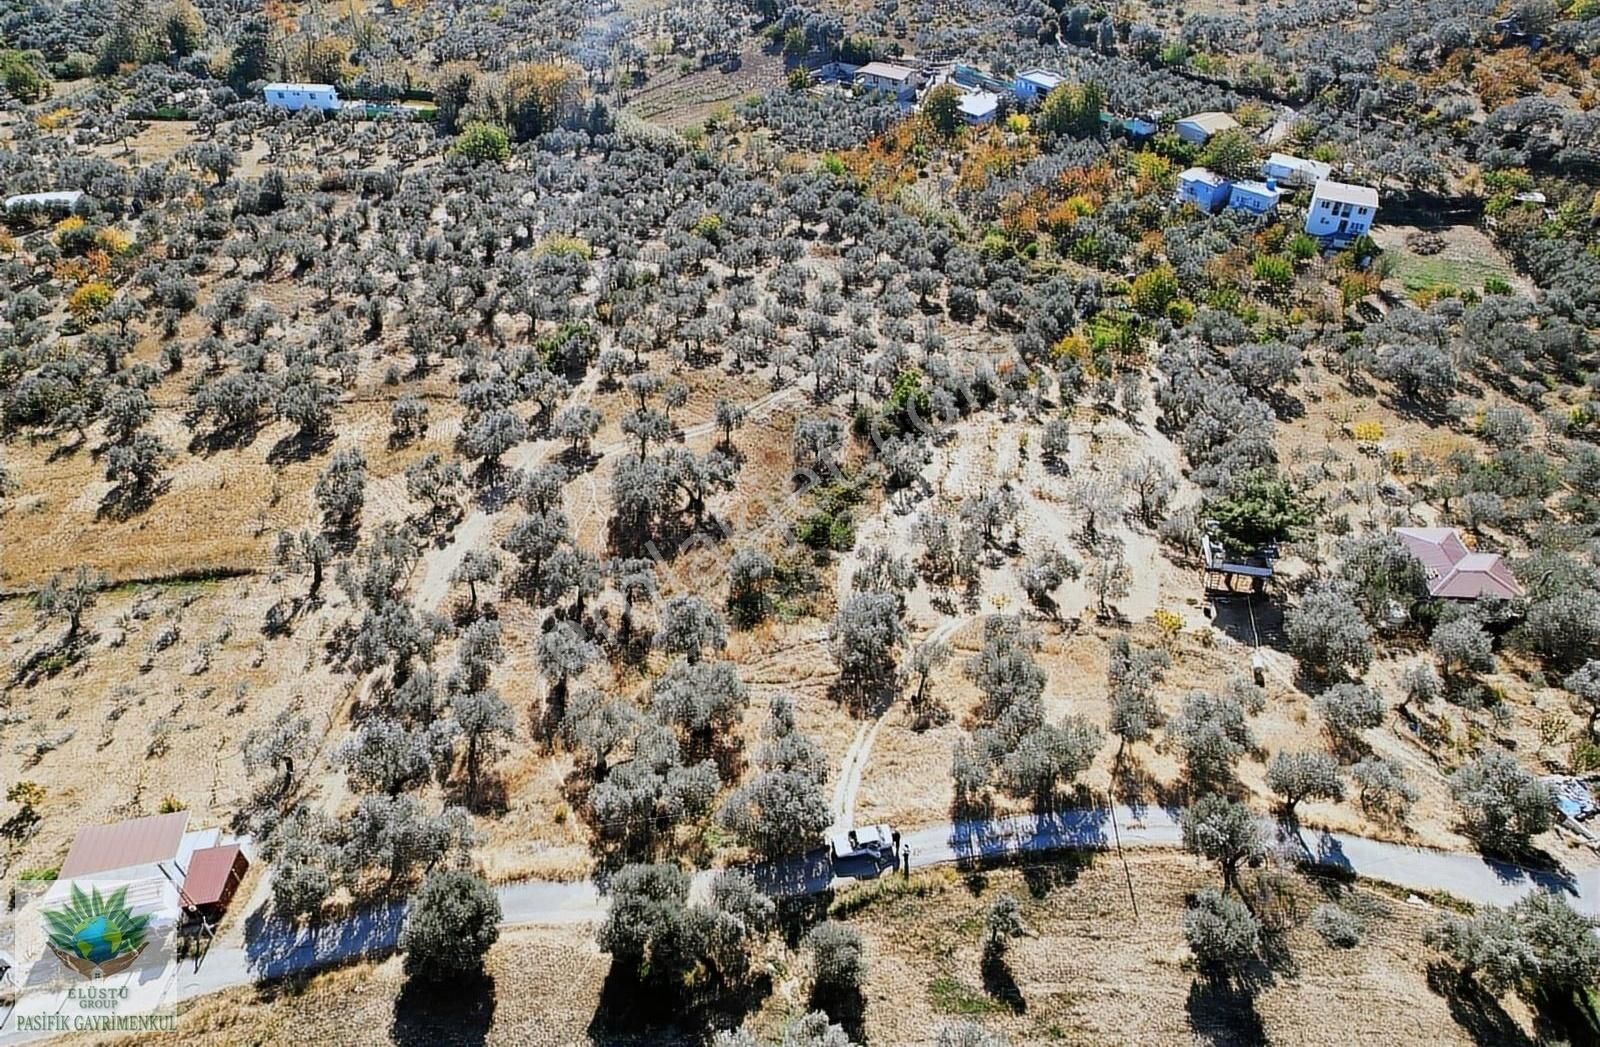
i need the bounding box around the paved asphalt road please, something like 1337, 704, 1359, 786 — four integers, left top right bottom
4, 806, 1595, 1041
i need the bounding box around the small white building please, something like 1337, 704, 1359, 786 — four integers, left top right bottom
855, 62, 919, 98
263, 82, 341, 112
1175, 111, 1239, 145
1175, 167, 1231, 213
1305, 179, 1379, 241
958, 91, 1000, 125
1263, 152, 1331, 188
1012, 68, 1063, 104
4, 190, 84, 213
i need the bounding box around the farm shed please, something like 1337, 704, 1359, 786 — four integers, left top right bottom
1175, 111, 1239, 144
180, 844, 250, 917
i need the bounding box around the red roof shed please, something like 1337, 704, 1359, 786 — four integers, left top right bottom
181, 844, 249, 912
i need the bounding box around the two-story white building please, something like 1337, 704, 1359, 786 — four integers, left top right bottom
1304, 179, 1379, 241
855, 62, 920, 99
263, 83, 341, 112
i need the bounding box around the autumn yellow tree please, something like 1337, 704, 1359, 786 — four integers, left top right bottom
502, 62, 580, 142
68, 283, 115, 325
292, 35, 352, 85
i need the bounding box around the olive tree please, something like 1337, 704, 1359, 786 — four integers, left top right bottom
36, 565, 108, 644
984, 893, 1027, 957
1314, 683, 1385, 748
1351, 757, 1419, 822
806, 921, 865, 997
1265, 750, 1344, 817
653, 595, 728, 663
1181, 794, 1263, 893
315, 448, 368, 535
401, 869, 502, 983
1285, 583, 1374, 680
830, 591, 907, 692
1564, 660, 1600, 737
1427, 891, 1600, 999
1430, 617, 1495, 692
1168, 688, 1257, 788
1448, 749, 1556, 854
1185, 887, 1261, 970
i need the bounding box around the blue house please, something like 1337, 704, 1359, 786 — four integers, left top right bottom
1012, 68, 1064, 104
1176, 167, 1231, 213
1226, 179, 1284, 216
959, 91, 1001, 125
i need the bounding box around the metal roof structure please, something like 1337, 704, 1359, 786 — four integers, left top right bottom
1017, 68, 1064, 90
1178, 167, 1227, 187
959, 91, 1000, 118
1394, 527, 1524, 600
1310, 179, 1380, 209
181, 844, 247, 907
1177, 112, 1239, 135
59, 811, 190, 879
855, 61, 915, 82
262, 82, 337, 93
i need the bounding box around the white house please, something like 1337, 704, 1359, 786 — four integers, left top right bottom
1175, 167, 1231, 213
855, 61, 919, 98
4, 190, 84, 213
1175, 111, 1239, 145
1263, 152, 1331, 188
263, 82, 341, 112
1012, 68, 1063, 104
1304, 179, 1379, 241
1226, 179, 1284, 216
958, 91, 1000, 125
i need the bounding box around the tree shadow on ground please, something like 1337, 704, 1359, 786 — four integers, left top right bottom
391, 972, 497, 1047
775, 890, 833, 948
1426, 963, 1535, 1047
266, 427, 333, 466
1020, 850, 1093, 900
187, 421, 264, 457
981, 948, 1026, 1014
587, 967, 771, 1047
1186, 975, 1268, 1047
96, 478, 170, 521
1532, 985, 1600, 1046
809, 983, 866, 1045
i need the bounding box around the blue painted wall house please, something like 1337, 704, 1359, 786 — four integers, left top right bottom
1226, 179, 1284, 216
1176, 167, 1230, 213
1012, 68, 1063, 103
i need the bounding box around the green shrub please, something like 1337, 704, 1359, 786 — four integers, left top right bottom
449, 122, 510, 164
